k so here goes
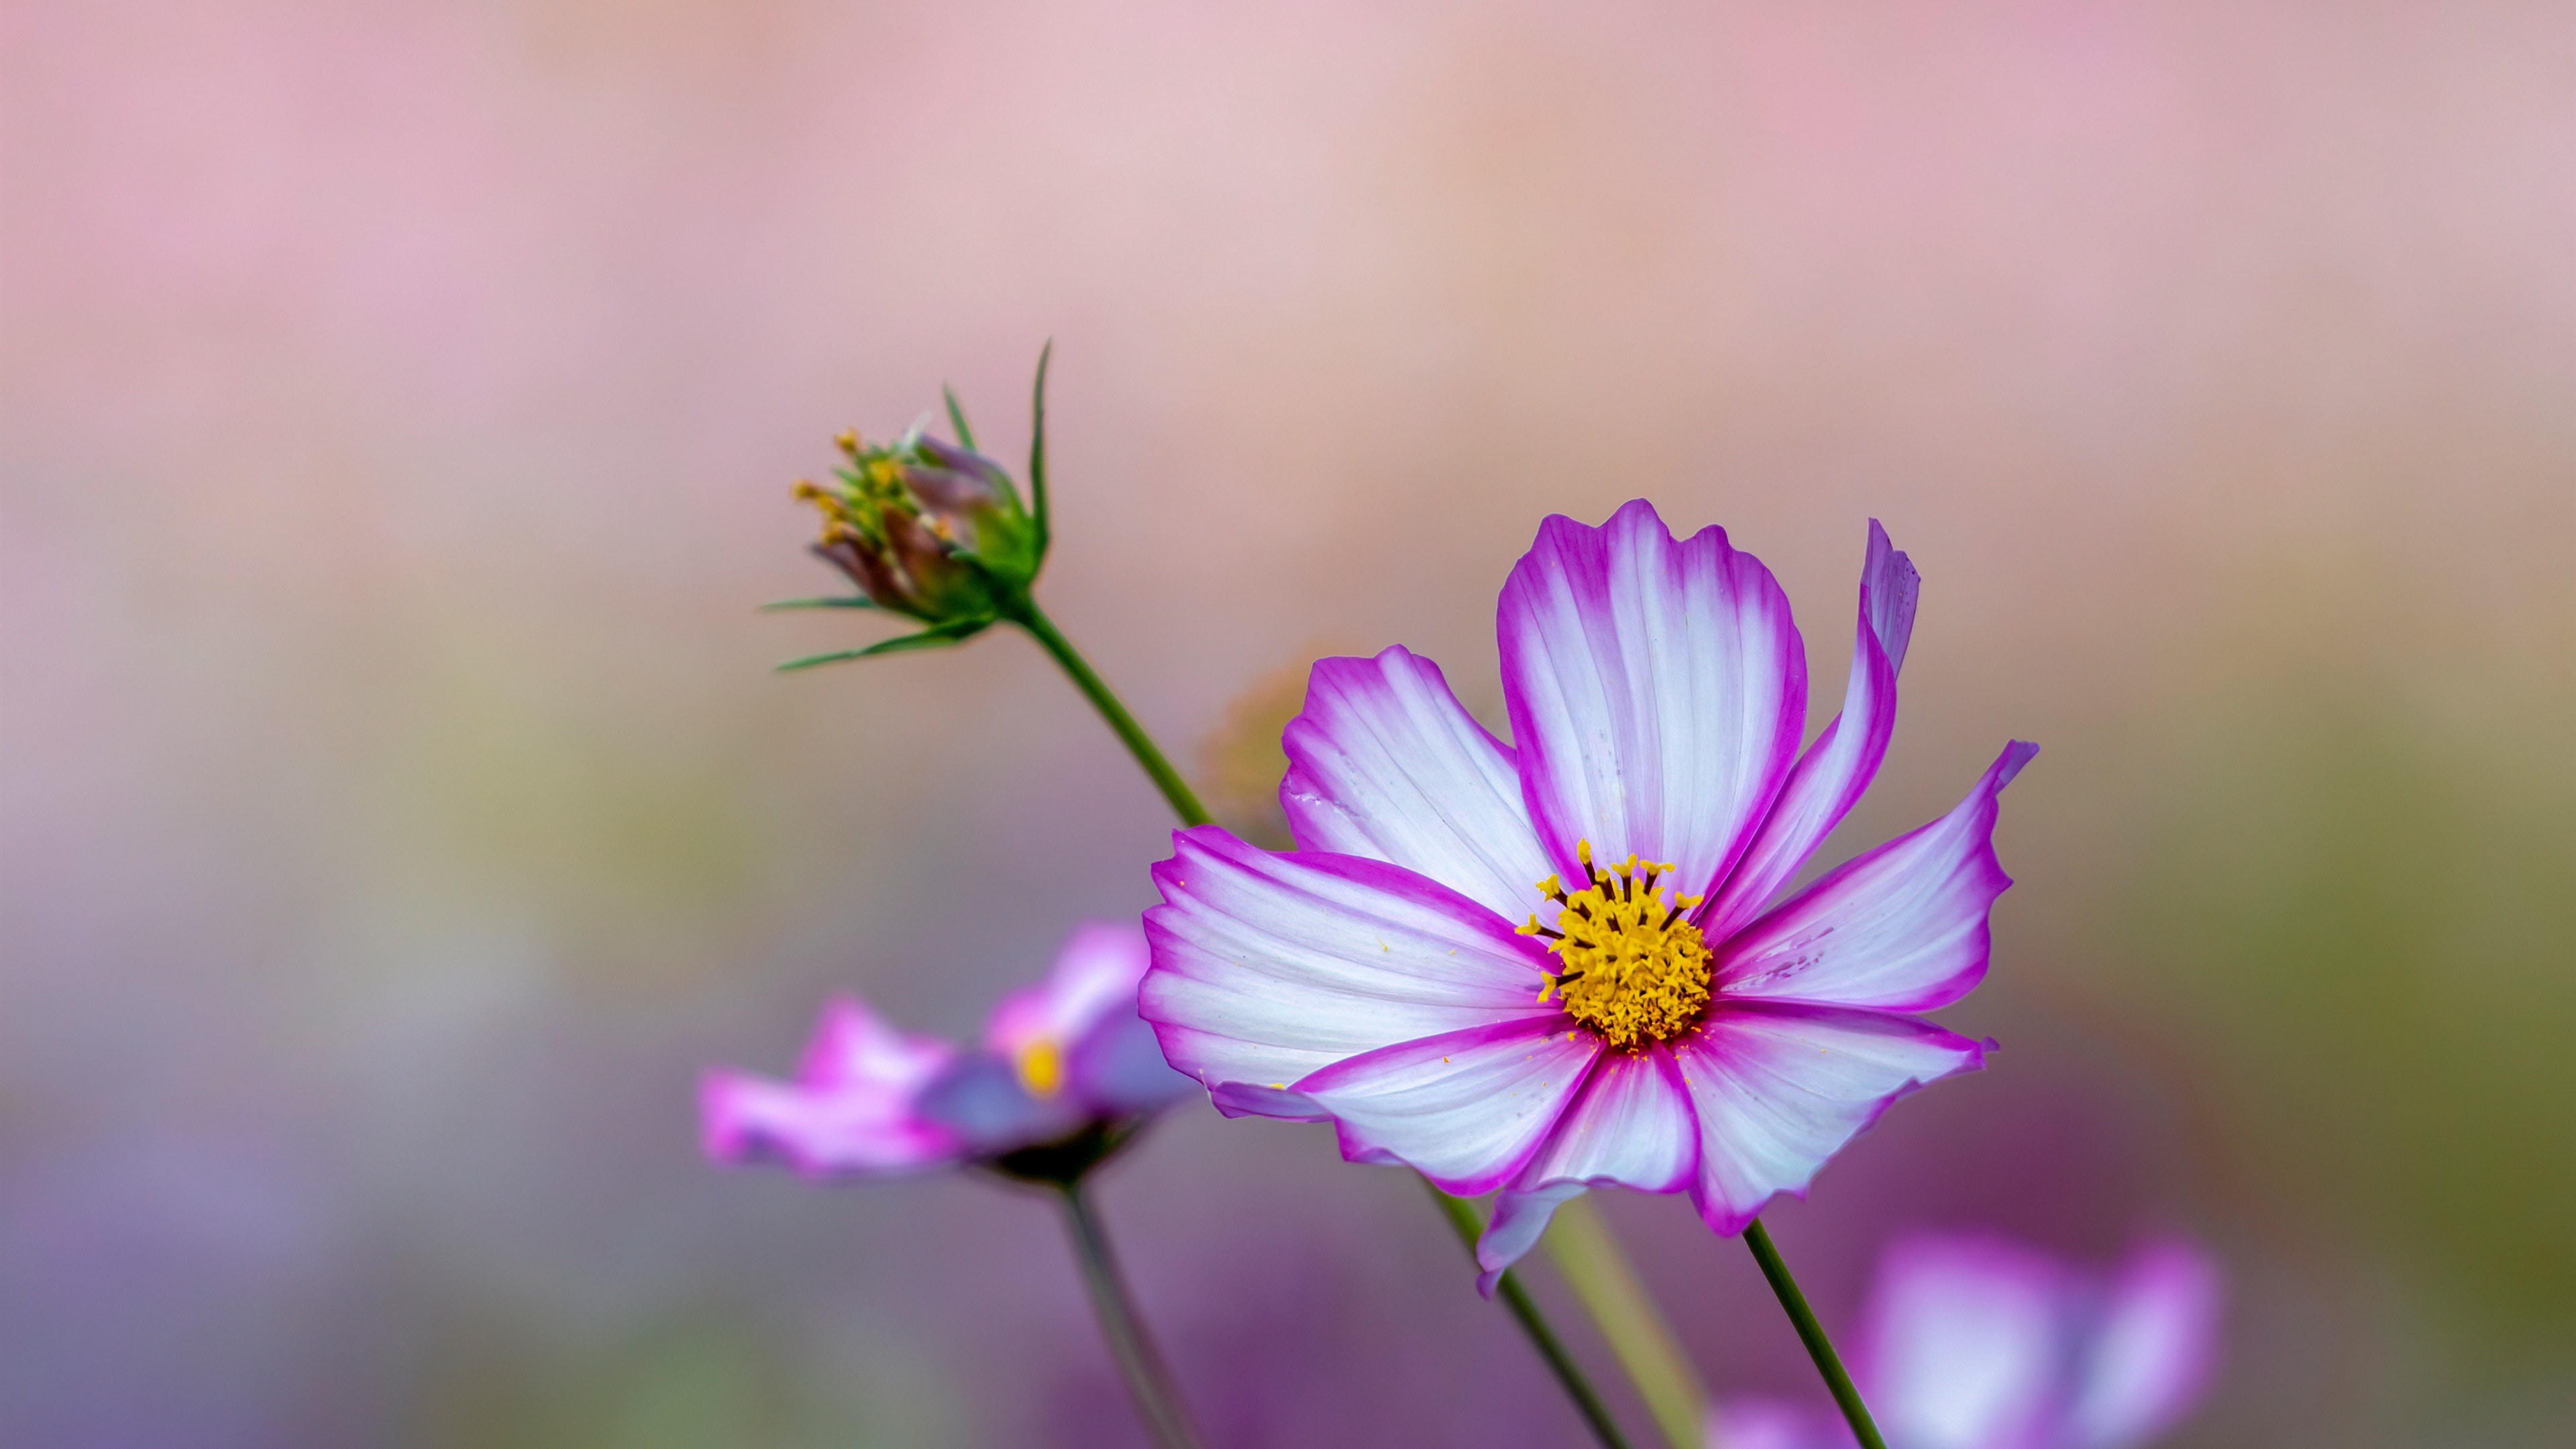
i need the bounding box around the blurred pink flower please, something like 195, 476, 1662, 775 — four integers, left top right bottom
1140, 501, 2034, 1285
703, 923, 1195, 1179
1714, 1233, 2225, 1449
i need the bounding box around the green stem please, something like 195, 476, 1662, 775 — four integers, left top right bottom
1742, 1219, 1884, 1449
1430, 1187, 1633, 1449
1057, 1181, 1209, 1449
1545, 1196, 1709, 1448
1010, 600, 1214, 828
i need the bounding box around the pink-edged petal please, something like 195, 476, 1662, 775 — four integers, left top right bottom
1205, 1081, 1328, 1121
1859, 1234, 2074, 1449
983, 920, 1150, 1057
1705, 521, 1913, 937
1717, 741, 2039, 1012
2066, 1239, 2224, 1449
1281, 647, 1556, 920
1470, 1044, 1703, 1289
1511, 1043, 1701, 1193
1141, 826, 1558, 1109
700, 997, 963, 1177
1474, 1182, 1590, 1297
1498, 499, 1807, 904
1674, 1000, 1987, 1234
1295, 1016, 1600, 1196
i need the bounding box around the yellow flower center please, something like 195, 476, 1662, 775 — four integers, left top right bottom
1015, 1037, 1065, 1097
1517, 841, 1712, 1049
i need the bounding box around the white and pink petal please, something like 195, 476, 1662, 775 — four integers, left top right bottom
1295, 1016, 1601, 1196
1705, 520, 1915, 937
1511, 1044, 1701, 1194
1674, 1001, 1988, 1234
1473, 1044, 1701, 1288
1717, 741, 2037, 1013
1281, 647, 1556, 920
1142, 826, 1557, 1111
1498, 499, 1808, 906
1474, 1183, 1593, 1297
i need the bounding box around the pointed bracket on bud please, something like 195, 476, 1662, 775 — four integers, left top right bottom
1029, 339, 1053, 562
775, 616, 994, 672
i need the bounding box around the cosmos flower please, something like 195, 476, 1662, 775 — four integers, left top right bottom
704, 922, 1195, 1181
1140, 500, 2035, 1285
1715, 1233, 2224, 1449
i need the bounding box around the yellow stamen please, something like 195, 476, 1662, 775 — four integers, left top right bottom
1016, 1038, 1065, 1097
1515, 839, 1711, 1049
794, 478, 868, 543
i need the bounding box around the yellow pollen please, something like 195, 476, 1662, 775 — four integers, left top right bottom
1016, 1038, 1065, 1097
1517, 839, 1712, 1049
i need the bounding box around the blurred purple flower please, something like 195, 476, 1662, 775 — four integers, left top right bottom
703, 923, 1195, 1180
1140, 500, 2035, 1286
1714, 1233, 2224, 1449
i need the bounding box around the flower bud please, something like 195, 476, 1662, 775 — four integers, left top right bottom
790, 422, 1043, 627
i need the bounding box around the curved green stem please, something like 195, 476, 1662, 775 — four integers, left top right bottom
1742, 1219, 1884, 1449
1009, 600, 1213, 828
1058, 1181, 1209, 1449
1431, 1187, 1633, 1449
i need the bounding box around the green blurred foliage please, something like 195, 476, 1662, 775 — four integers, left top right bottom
2115, 661, 2575, 1379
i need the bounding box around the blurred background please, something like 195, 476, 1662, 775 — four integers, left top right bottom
3, 1, 2569, 1444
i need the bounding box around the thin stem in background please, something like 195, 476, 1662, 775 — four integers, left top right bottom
1741, 1218, 1885, 1449
1057, 1181, 1210, 1449
1430, 1187, 1634, 1449
1544, 1195, 1709, 1448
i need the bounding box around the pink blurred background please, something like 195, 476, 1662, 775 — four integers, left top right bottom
3, 1, 2569, 1444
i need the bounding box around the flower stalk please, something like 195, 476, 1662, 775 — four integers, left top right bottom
1431, 1187, 1632, 1449
1742, 1219, 1886, 1449
1006, 595, 1213, 828
1058, 1179, 1210, 1449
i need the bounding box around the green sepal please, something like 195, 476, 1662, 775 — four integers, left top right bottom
773, 618, 992, 672
758, 596, 880, 612
1028, 340, 1053, 561
943, 384, 979, 453
982, 1116, 1144, 1189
